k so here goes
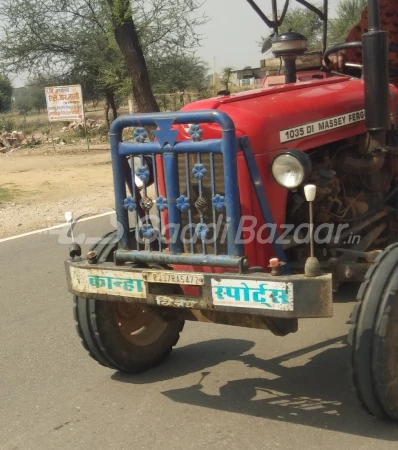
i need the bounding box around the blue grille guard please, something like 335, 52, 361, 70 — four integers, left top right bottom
110, 110, 246, 269
109, 110, 288, 272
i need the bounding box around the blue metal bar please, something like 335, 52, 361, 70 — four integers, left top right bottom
209, 152, 218, 255
152, 155, 163, 251
110, 110, 236, 129
196, 152, 206, 254
119, 139, 222, 157
163, 152, 183, 254
185, 153, 195, 254
240, 136, 290, 273
115, 250, 247, 270
196, 153, 203, 197
141, 155, 150, 251
222, 131, 243, 257
130, 156, 140, 251
109, 126, 130, 250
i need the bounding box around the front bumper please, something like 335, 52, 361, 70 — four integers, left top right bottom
65, 260, 333, 319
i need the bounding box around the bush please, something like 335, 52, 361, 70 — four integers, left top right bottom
0, 116, 15, 132
0, 75, 13, 113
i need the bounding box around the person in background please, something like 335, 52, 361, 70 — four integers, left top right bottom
327, 0, 398, 86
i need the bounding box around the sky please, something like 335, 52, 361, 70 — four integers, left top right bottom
195, 0, 341, 73
13, 0, 342, 87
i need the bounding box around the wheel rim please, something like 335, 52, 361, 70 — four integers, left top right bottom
115, 303, 168, 347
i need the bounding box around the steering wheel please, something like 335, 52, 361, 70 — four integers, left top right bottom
324, 41, 398, 72
323, 41, 363, 69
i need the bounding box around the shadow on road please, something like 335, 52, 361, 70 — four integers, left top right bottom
113, 336, 398, 440
113, 338, 256, 383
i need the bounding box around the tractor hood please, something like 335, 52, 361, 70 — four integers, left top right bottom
179, 77, 397, 153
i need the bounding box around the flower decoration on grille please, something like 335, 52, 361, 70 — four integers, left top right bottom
140, 196, 154, 212
123, 196, 136, 212
176, 195, 190, 212
133, 127, 148, 143
195, 223, 209, 240
136, 166, 150, 183
192, 163, 207, 180
212, 194, 225, 211
156, 196, 168, 212
188, 124, 203, 142
141, 224, 155, 239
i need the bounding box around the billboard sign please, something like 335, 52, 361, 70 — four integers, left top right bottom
45, 85, 84, 122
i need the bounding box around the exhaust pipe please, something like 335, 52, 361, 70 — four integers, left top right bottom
362, 0, 390, 143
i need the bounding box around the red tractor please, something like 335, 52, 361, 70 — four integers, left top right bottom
65, 0, 398, 421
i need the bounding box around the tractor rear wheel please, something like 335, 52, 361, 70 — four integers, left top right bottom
73, 230, 184, 373
350, 243, 398, 420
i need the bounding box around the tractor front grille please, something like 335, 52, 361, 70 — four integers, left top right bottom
130, 152, 228, 255
176, 153, 227, 255
111, 111, 244, 269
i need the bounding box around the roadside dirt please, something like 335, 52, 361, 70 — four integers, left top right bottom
0, 145, 115, 238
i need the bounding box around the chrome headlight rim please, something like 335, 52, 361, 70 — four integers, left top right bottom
271, 150, 312, 190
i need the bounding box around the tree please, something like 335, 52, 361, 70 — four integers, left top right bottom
13, 79, 47, 115
0, 74, 13, 112
259, 6, 324, 52
14, 88, 33, 116
0, 0, 208, 116
105, 0, 207, 112
0, 0, 120, 121
149, 55, 209, 94
328, 0, 367, 45
24, 79, 47, 114
220, 67, 234, 91
106, 0, 159, 112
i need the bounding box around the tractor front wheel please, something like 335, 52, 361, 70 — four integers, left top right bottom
72, 229, 184, 373
350, 243, 398, 420
74, 297, 184, 373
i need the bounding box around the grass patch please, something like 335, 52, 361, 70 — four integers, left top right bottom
0, 186, 14, 202
0, 185, 22, 202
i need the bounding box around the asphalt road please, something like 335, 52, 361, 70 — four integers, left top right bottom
1, 216, 398, 450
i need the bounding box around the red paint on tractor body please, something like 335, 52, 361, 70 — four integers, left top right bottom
168, 75, 398, 273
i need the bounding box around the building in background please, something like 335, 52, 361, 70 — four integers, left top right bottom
229, 67, 263, 87
205, 67, 264, 88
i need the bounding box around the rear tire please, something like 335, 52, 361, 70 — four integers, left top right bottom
73, 229, 184, 373
350, 243, 398, 420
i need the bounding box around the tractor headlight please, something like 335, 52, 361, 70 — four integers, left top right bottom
271, 150, 311, 189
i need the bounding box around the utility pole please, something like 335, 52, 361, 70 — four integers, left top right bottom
213, 56, 217, 87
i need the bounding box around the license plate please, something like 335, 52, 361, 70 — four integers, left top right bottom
70, 267, 146, 298
142, 271, 204, 286
211, 278, 294, 311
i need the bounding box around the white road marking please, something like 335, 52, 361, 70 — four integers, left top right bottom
0, 211, 115, 244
